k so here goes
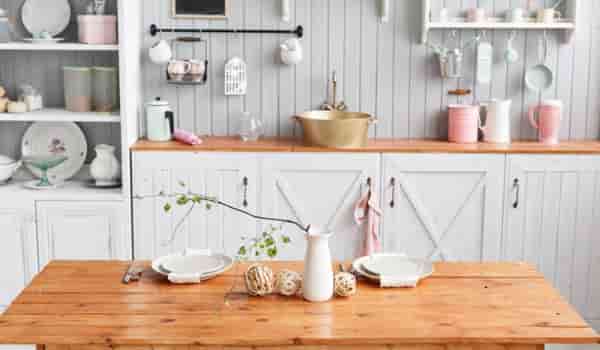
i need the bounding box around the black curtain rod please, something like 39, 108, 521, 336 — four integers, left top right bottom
150, 24, 303, 38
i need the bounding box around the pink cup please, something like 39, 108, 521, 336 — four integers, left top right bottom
528, 100, 562, 145
448, 104, 480, 144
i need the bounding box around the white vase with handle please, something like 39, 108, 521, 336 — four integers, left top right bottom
90, 144, 120, 186
303, 226, 334, 302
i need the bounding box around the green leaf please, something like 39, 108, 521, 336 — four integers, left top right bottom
163, 203, 172, 212
176, 196, 189, 205
237, 246, 247, 256
178, 180, 186, 188
267, 247, 278, 258
192, 195, 202, 203
205, 203, 212, 210
281, 235, 291, 244
264, 237, 275, 247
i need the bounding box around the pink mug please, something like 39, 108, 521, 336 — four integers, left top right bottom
528, 100, 562, 145
448, 104, 480, 144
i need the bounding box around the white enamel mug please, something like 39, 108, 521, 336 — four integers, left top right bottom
149, 40, 172, 64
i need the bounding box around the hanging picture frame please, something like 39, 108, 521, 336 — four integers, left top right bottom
171, 0, 229, 19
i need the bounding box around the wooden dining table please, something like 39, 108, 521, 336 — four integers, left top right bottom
0, 261, 597, 350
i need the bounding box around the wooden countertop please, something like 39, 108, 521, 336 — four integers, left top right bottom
131, 137, 600, 154
0, 261, 597, 346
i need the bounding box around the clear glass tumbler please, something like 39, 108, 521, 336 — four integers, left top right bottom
239, 111, 264, 142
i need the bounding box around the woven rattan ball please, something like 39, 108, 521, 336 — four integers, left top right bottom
274, 269, 302, 296
334, 272, 357, 297
244, 264, 274, 296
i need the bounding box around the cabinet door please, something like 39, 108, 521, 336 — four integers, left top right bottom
382, 154, 505, 261
0, 207, 37, 306
133, 152, 258, 259
260, 154, 380, 260
504, 155, 600, 322
36, 201, 129, 267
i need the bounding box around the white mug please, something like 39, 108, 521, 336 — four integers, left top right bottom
167, 60, 191, 81
280, 38, 303, 65
149, 40, 172, 64
507, 8, 525, 23
537, 8, 561, 24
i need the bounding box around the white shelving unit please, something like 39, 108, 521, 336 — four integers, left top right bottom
0, 108, 120, 123
421, 0, 579, 44
0, 42, 119, 51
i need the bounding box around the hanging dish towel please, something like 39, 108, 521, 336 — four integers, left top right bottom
354, 187, 383, 257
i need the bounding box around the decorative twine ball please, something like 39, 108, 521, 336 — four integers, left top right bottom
334, 272, 357, 297
274, 269, 303, 296
244, 264, 275, 296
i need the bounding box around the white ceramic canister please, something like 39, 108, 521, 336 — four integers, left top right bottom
302, 226, 334, 302
90, 144, 121, 186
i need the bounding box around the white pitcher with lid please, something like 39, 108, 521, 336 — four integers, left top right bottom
480, 99, 512, 144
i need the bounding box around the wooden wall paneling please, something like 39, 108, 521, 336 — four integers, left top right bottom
225, 0, 244, 135
490, 0, 510, 104
260, 0, 280, 137
343, 0, 361, 129
141, 0, 159, 136
392, 0, 410, 138
193, 18, 212, 136
408, 0, 426, 138
175, 16, 195, 132
132, 155, 155, 259
279, 0, 296, 137
585, 170, 600, 319
375, 0, 394, 138
554, 172, 578, 303
310, 0, 328, 114
360, 0, 378, 139
244, 0, 262, 136
569, 0, 592, 139
586, 20, 600, 139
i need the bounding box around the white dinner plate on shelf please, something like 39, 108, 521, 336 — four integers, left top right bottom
352, 254, 434, 282
21, 0, 71, 37
21, 122, 87, 183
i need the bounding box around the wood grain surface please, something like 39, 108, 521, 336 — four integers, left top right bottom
130, 138, 600, 154
0, 261, 597, 346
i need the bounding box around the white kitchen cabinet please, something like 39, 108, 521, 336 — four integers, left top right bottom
36, 201, 130, 267
0, 205, 37, 306
381, 154, 505, 262
259, 154, 380, 260
503, 155, 600, 323
132, 152, 258, 259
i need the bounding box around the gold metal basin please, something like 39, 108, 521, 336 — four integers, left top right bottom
292, 111, 377, 149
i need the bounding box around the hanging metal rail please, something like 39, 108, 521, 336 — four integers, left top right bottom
149, 24, 304, 38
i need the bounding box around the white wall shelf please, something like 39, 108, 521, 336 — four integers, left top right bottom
0, 42, 119, 52
0, 109, 120, 123
421, 0, 579, 44
0, 180, 123, 201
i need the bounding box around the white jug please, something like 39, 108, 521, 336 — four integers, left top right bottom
90, 144, 120, 186
302, 226, 334, 302
480, 99, 512, 144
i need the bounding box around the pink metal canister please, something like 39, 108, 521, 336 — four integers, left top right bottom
448, 104, 480, 144
78, 15, 117, 45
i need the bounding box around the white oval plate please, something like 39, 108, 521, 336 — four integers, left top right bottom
21, 122, 87, 183
352, 254, 434, 282
21, 0, 71, 37
152, 253, 234, 282
161, 254, 225, 275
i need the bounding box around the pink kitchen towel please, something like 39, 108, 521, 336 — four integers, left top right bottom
174, 129, 203, 145
354, 187, 383, 257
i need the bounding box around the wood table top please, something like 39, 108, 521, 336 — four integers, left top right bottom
0, 261, 597, 346
131, 137, 600, 154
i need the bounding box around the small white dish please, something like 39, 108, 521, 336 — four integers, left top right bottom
161, 254, 225, 275
152, 253, 233, 282
352, 254, 434, 283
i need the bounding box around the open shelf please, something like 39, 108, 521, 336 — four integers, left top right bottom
0, 42, 119, 51
427, 21, 576, 30
0, 108, 120, 123
0, 179, 123, 201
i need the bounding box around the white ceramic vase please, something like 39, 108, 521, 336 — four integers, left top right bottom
302, 227, 334, 302
90, 144, 120, 186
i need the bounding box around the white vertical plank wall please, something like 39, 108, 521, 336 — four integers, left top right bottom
139, 0, 599, 141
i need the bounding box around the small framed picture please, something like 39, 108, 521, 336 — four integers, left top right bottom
172, 0, 229, 19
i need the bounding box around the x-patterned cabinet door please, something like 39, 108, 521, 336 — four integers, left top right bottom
503, 155, 600, 323
260, 154, 380, 261
382, 154, 505, 262
133, 152, 259, 259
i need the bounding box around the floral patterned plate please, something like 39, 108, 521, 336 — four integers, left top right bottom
21, 122, 87, 183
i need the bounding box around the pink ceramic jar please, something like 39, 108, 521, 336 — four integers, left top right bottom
78, 15, 117, 45
448, 104, 480, 144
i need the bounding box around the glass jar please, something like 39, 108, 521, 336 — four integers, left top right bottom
63, 66, 92, 112
239, 111, 264, 142
92, 66, 118, 112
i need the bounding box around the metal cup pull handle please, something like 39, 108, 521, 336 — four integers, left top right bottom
242, 177, 249, 207
512, 179, 520, 209
389, 177, 396, 208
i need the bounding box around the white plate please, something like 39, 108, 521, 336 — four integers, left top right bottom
152, 253, 234, 281
21, 122, 87, 183
23, 38, 64, 44
161, 255, 225, 275
21, 0, 71, 37
352, 254, 434, 282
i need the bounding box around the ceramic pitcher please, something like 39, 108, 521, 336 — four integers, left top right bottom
529, 100, 562, 145
90, 144, 120, 186
303, 226, 334, 302
480, 99, 512, 144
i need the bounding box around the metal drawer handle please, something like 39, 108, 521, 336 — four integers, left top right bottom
243, 177, 249, 208
512, 179, 520, 209
390, 177, 396, 208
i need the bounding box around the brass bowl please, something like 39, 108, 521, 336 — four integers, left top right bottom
293, 111, 377, 149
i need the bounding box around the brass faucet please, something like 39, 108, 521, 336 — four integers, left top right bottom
321, 70, 347, 111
